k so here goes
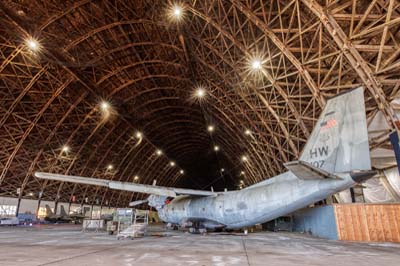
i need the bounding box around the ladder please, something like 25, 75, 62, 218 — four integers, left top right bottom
117, 209, 149, 239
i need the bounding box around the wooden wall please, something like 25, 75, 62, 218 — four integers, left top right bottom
334, 204, 400, 242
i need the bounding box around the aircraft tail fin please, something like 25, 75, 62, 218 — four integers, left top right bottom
60, 205, 67, 216
299, 87, 371, 173
45, 204, 53, 216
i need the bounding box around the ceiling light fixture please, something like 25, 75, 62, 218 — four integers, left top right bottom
173, 6, 182, 17
26, 38, 39, 51
251, 59, 262, 70
169, 3, 184, 21
135, 131, 142, 139
195, 87, 206, 98
100, 101, 110, 111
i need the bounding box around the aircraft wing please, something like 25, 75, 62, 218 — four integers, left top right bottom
284, 160, 341, 180
34, 172, 217, 197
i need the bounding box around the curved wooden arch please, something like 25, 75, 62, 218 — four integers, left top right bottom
1, 0, 399, 208
64, 20, 171, 51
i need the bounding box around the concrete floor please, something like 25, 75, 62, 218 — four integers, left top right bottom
0, 224, 399, 266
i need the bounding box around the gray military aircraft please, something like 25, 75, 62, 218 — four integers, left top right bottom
35, 87, 375, 233
44, 204, 86, 223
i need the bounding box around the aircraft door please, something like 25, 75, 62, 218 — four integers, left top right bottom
214, 196, 224, 221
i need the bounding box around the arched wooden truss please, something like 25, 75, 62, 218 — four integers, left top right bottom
1, 0, 399, 210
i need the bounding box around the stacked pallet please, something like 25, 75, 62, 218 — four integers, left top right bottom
333, 204, 400, 242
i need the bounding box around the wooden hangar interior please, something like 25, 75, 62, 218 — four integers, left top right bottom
0, 1, 400, 265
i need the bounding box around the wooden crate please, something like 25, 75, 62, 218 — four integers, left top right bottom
333, 204, 400, 242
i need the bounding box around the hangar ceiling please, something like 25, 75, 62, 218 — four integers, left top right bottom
1, 0, 400, 208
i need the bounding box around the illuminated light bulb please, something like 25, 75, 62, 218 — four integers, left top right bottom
180, 170, 184, 174
251, 59, 262, 70
221, 168, 225, 172
173, 6, 182, 17
134, 175, 139, 181
170, 161, 176, 167
100, 101, 110, 111
107, 164, 113, 170
207, 125, 215, 132
135, 131, 142, 139
245, 129, 251, 136
241, 155, 248, 162
214, 145, 220, 152
156, 149, 163, 156
169, 4, 184, 21
26, 38, 39, 51
62, 145, 69, 153
240, 171, 245, 175
196, 87, 206, 98
28, 192, 34, 196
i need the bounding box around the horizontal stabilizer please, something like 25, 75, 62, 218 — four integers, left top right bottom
34, 172, 217, 198
284, 161, 341, 180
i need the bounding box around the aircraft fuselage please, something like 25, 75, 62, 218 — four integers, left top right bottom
157, 171, 355, 229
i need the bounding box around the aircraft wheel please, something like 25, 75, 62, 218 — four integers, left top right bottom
199, 228, 207, 234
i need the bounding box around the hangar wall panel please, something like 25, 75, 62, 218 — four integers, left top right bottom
334, 204, 400, 242
0, 196, 117, 219
19, 199, 39, 214
293, 205, 338, 240
0, 197, 18, 206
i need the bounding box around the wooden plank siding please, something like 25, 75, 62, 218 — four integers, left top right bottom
334, 204, 400, 242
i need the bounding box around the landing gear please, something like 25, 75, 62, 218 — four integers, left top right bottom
213, 227, 223, 233
188, 227, 207, 234
166, 223, 179, 230
199, 228, 207, 234
188, 222, 207, 234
